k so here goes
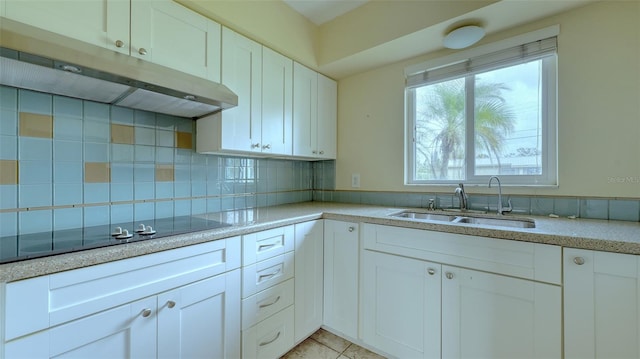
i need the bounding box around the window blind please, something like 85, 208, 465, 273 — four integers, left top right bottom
406, 37, 557, 89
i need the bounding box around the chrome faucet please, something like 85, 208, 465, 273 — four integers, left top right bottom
488, 176, 512, 215
454, 183, 468, 211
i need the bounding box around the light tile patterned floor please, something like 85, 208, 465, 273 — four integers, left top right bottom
281, 328, 387, 359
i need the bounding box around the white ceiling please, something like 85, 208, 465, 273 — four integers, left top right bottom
283, 0, 369, 25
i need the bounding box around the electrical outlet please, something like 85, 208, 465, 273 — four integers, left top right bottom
351, 173, 361, 188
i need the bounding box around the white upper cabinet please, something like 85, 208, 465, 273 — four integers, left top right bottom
317, 74, 337, 159
2, 0, 130, 55
1, 0, 221, 82
131, 0, 221, 82
293, 63, 337, 159
197, 30, 295, 157
262, 47, 293, 156
218, 27, 263, 153
564, 248, 640, 359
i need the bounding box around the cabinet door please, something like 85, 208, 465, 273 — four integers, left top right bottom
131, 0, 221, 81
262, 47, 293, 156
323, 220, 359, 339
317, 74, 337, 159
46, 296, 157, 358
292, 62, 318, 158
564, 248, 640, 359
294, 220, 324, 342
221, 27, 263, 152
442, 266, 561, 359
157, 269, 241, 359
3, 0, 130, 55
362, 250, 441, 359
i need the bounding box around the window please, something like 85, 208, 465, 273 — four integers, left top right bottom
405, 30, 558, 186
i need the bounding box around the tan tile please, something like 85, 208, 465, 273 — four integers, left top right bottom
281, 338, 340, 359
111, 124, 134, 144
0, 160, 18, 185
342, 344, 386, 359
84, 162, 110, 183
156, 164, 174, 182
19, 112, 53, 138
175, 131, 192, 149
311, 329, 352, 353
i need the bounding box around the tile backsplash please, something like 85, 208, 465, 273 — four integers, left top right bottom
0, 86, 318, 236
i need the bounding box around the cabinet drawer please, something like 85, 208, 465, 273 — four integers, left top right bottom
243, 225, 294, 265
242, 278, 294, 330
4, 237, 241, 340
242, 305, 295, 359
363, 223, 561, 284
242, 252, 294, 298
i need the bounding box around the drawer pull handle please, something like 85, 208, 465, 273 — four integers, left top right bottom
259, 331, 281, 347
258, 243, 277, 251
258, 268, 281, 282
573, 257, 585, 265
141, 309, 152, 318
348, 226, 355, 232
258, 296, 281, 309
167, 301, 176, 309
427, 268, 436, 276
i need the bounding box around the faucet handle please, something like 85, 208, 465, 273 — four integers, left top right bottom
501, 198, 513, 214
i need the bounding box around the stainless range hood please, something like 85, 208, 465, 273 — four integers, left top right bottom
0, 18, 237, 119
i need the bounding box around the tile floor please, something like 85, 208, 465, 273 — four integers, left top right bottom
281, 328, 386, 359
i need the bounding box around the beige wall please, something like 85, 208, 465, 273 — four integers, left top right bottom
336, 1, 640, 198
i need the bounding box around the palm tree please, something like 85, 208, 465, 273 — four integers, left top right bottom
415, 77, 515, 180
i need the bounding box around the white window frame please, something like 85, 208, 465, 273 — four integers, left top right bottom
404, 26, 559, 187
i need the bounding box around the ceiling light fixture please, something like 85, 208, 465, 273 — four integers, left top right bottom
443, 25, 485, 49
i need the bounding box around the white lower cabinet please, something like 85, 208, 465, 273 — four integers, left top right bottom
323, 220, 359, 339
157, 271, 241, 359
361, 223, 562, 359
242, 305, 295, 359
2, 238, 242, 359
564, 248, 640, 359
441, 265, 560, 359
361, 251, 441, 359
241, 225, 296, 359
294, 220, 324, 343
5, 270, 241, 359
6, 296, 157, 359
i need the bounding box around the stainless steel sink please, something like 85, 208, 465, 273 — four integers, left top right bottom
452, 216, 535, 228
390, 211, 535, 228
391, 212, 456, 222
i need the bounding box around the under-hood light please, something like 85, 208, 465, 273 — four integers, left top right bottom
60, 64, 82, 74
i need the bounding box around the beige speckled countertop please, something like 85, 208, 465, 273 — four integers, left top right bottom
2, 201, 640, 283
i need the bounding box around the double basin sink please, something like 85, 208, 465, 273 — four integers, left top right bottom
391, 210, 535, 229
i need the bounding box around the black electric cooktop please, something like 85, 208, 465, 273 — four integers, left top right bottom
0, 216, 231, 264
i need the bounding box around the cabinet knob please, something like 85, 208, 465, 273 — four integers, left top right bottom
573, 257, 585, 265
348, 226, 355, 232
251, 143, 260, 149
319, 150, 325, 155
445, 272, 454, 280
262, 144, 271, 150
115, 40, 124, 48
427, 268, 436, 276
312, 150, 317, 154
138, 48, 148, 56
167, 300, 176, 309
141, 309, 152, 317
